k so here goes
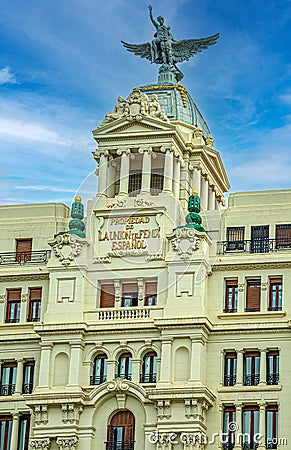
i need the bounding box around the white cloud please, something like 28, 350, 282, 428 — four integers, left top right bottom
0, 66, 16, 85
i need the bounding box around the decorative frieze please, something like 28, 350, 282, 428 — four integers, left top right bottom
56, 436, 78, 450
61, 403, 83, 425
29, 437, 51, 449
34, 404, 48, 426
156, 399, 171, 420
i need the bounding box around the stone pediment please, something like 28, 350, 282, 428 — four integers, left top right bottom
93, 89, 175, 138
205, 149, 230, 191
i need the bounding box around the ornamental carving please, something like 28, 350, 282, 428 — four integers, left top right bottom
99, 90, 169, 127
180, 432, 206, 449
156, 399, 171, 420
0, 294, 5, 303
145, 253, 164, 261
29, 438, 51, 449
170, 228, 200, 260
21, 293, 28, 302
107, 378, 130, 392
56, 436, 78, 450
106, 199, 126, 209
184, 398, 198, 419
134, 198, 154, 207
48, 233, 88, 267
34, 404, 48, 425
61, 404, 83, 425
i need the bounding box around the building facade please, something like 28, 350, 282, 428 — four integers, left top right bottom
0, 83, 290, 450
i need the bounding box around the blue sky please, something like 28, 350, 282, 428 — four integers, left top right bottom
1, 0, 291, 206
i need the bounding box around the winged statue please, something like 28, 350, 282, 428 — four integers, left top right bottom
121, 5, 219, 83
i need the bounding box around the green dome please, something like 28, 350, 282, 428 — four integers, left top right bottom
137, 84, 210, 136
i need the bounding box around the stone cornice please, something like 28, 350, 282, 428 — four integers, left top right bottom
213, 261, 291, 271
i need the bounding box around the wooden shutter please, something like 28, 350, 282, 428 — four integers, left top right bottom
7, 289, 21, 301
29, 288, 42, 301
100, 284, 115, 308
246, 280, 261, 311
227, 227, 244, 241
16, 239, 32, 253
145, 282, 157, 295
122, 283, 138, 293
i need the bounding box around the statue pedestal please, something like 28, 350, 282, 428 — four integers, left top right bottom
158, 69, 177, 85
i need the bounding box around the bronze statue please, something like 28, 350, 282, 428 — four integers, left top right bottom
121, 5, 219, 83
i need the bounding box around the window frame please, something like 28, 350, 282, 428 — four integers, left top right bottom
243, 352, 260, 386
6, 289, 21, 323
27, 288, 42, 322
0, 362, 17, 396
141, 352, 157, 383
91, 354, 107, 385
266, 351, 279, 386
224, 352, 237, 386
268, 278, 282, 311
245, 279, 261, 312
224, 279, 238, 313
117, 353, 132, 380
22, 361, 35, 394
0, 415, 12, 450
226, 226, 245, 251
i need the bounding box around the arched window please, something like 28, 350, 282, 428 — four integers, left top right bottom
117, 353, 132, 380
91, 354, 107, 385
106, 410, 135, 450
140, 352, 157, 383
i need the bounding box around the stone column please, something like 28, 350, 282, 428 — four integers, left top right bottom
14, 359, 24, 395
220, 350, 225, 386
162, 149, 174, 193
173, 158, 181, 199
97, 151, 109, 196
192, 168, 201, 194
117, 148, 130, 196
159, 339, 172, 383
131, 358, 140, 383
190, 339, 204, 382
208, 186, 216, 210
236, 350, 244, 385
200, 176, 209, 211
10, 412, 20, 450
234, 405, 242, 450
38, 344, 52, 388
107, 359, 117, 380
68, 344, 84, 386
140, 148, 152, 195
259, 349, 267, 386
258, 404, 266, 449
107, 159, 116, 198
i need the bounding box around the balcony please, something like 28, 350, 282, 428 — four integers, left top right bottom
97, 308, 151, 321
0, 250, 51, 266
243, 374, 260, 386
116, 373, 132, 381
22, 383, 33, 394
105, 441, 134, 450
222, 444, 234, 450
267, 374, 279, 385
217, 239, 291, 255
224, 375, 236, 386
140, 373, 157, 383
90, 375, 107, 385
242, 444, 259, 450
0, 383, 15, 396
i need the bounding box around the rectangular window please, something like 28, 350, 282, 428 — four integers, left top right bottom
15, 239, 32, 263
226, 227, 245, 251
18, 415, 30, 450
267, 351, 279, 386
224, 280, 238, 313
6, 289, 21, 323
0, 363, 17, 396
275, 224, 291, 249
244, 352, 260, 386
266, 406, 278, 449
224, 352, 237, 386
251, 225, 269, 253
150, 168, 164, 195
242, 406, 259, 448
100, 284, 115, 308
22, 361, 35, 394
27, 288, 42, 322
122, 283, 138, 307
144, 281, 157, 306
223, 406, 236, 448
0, 416, 12, 450
246, 279, 261, 312
269, 278, 282, 311
128, 170, 142, 197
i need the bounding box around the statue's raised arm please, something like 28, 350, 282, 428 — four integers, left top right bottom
121, 6, 220, 84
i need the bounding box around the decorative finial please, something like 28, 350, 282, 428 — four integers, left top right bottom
177, 191, 206, 232
67, 197, 86, 238
121, 6, 219, 84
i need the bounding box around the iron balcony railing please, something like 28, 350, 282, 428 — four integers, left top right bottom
217, 239, 291, 255
223, 307, 238, 313
222, 444, 235, 450
224, 375, 237, 386
22, 383, 33, 394
242, 444, 259, 450
266, 443, 278, 449
90, 375, 107, 385
116, 373, 132, 381
267, 374, 279, 385
140, 373, 157, 383
5, 317, 20, 324
27, 317, 40, 322
105, 441, 135, 450
0, 383, 15, 396
0, 250, 51, 266
243, 374, 260, 386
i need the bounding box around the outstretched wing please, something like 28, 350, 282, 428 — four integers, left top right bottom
172, 33, 219, 63
121, 41, 152, 62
